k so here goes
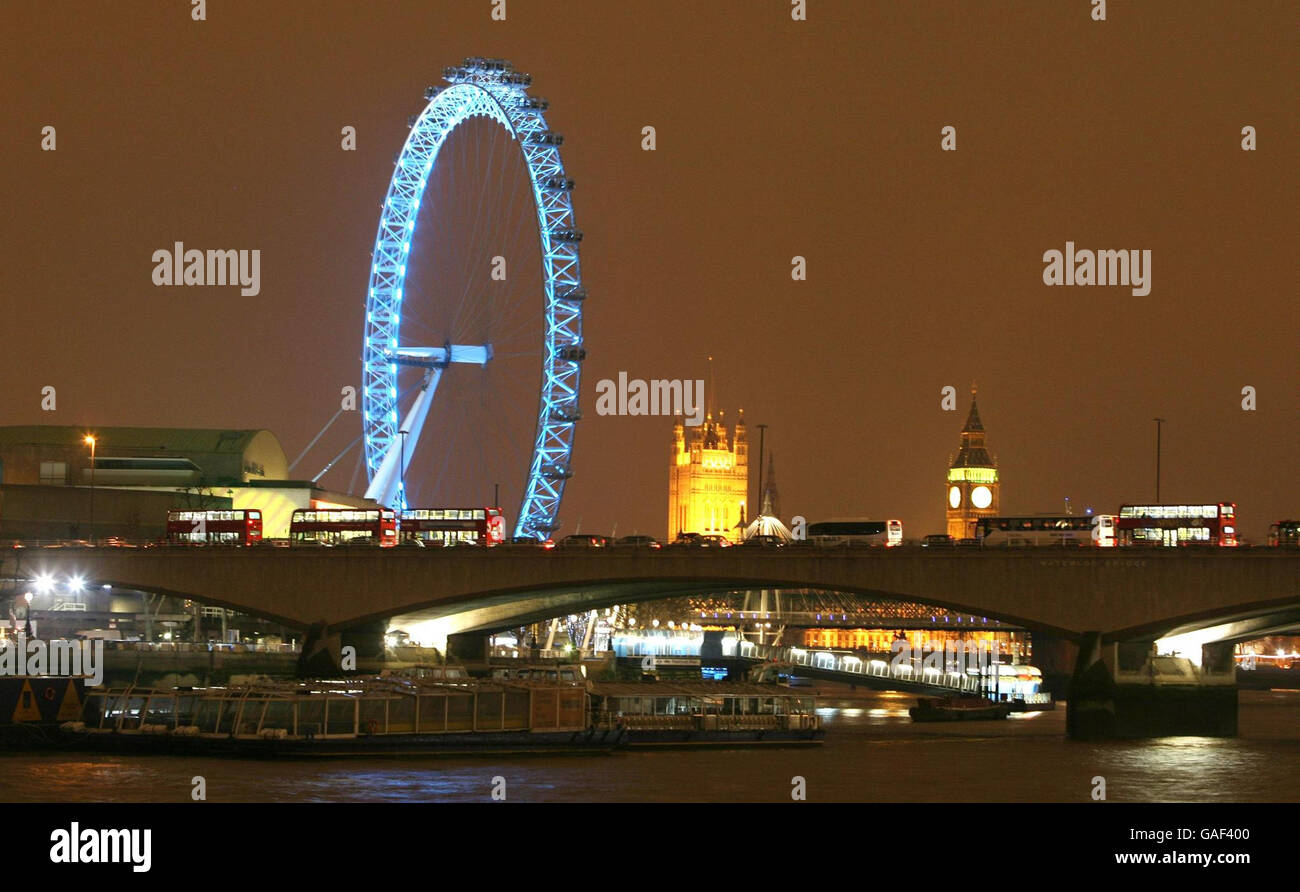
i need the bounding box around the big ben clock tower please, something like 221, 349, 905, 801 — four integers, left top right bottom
946, 384, 999, 539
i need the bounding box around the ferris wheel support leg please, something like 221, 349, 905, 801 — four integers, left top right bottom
363, 368, 445, 508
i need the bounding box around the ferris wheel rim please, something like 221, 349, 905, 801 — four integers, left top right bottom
360, 58, 584, 539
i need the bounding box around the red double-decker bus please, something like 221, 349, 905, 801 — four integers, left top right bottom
166, 509, 262, 545
399, 507, 506, 547
1116, 503, 1238, 547
289, 508, 398, 547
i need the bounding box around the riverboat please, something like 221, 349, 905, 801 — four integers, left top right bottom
62, 676, 620, 756
590, 681, 823, 746
909, 695, 1011, 722
54, 676, 825, 755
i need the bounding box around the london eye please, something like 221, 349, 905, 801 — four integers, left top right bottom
360, 57, 586, 539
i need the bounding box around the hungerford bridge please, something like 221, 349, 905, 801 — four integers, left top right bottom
15, 546, 1300, 737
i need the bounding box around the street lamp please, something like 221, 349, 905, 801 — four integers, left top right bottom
84, 434, 97, 542
399, 430, 408, 510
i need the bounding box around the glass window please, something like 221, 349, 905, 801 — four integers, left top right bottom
416, 696, 443, 732
446, 695, 473, 730
476, 691, 504, 730
359, 698, 387, 734
326, 699, 356, 735
119, 696, 145, 730
238, 699, 267, 735
503, 690, 529, 729
262, 699, 293, 732
39, 461, 68, 485
297, 698, 325, 736
389, 695, 415, 733
217, 699, 241, 734
83, 695, 104, 727
145, 696, 175, 726
195, 699, 221, 733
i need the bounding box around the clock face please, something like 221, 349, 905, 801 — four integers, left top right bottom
971, 485, 993, 510
948, 485, 961, 509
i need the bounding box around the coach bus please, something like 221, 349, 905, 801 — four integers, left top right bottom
1116, 503, 1238, 547
289, 508, 398, 547
399, 507, 506, 547
976, 514, 1115, 547
166, 509, 262, 546
805, 519, 903, 547
1269, 521, 1300, 547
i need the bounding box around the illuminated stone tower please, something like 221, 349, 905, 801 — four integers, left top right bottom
946, 385, 999, 539
668, 408, 748, 543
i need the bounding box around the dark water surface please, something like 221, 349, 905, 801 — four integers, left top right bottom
4, 689, 1299, 802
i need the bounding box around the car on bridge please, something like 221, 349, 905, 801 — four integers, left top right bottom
921, 534, 955, 547
500, 536, 556, 549
741, 535, 787, 548
670, 533, 732, 548
613, 535, 661, 549
559, 534, 608, 548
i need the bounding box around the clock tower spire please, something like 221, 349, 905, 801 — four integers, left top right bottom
946, 384, 999, 539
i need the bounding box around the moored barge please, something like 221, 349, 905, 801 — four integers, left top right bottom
63, 676, 620, 756
909, 695, 1010, 722
590, 681, 823, 747
56, 676, 824, 755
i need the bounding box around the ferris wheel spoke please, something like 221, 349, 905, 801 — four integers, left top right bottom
452, 127, 523, 336
450, 123, 503, 321
453, 129, 533, 332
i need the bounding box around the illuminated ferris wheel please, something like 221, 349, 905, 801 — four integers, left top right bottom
360, 57, 585, 539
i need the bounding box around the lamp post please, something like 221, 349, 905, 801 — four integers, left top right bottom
84, 435, 97, 542
1153, 418, 1165, 502
399, 430, 408, 510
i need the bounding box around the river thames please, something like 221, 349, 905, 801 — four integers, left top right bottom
4, 688, 1300, 803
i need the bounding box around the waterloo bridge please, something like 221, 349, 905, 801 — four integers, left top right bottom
10, 546, 1300, 738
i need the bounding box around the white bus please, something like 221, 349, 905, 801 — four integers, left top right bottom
976, 514, 1115, 547
805, 519, 904, 547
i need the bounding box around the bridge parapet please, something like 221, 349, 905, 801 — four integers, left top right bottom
5, 547, 1299, 642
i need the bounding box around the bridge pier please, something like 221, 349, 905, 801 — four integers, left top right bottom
296, 620, 387, 676
445, 631, 491, 662
1067, 632, 1238, 740
296, 622, 343, 677
1029, 631, 1077, 698
341, 620, 387, 664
